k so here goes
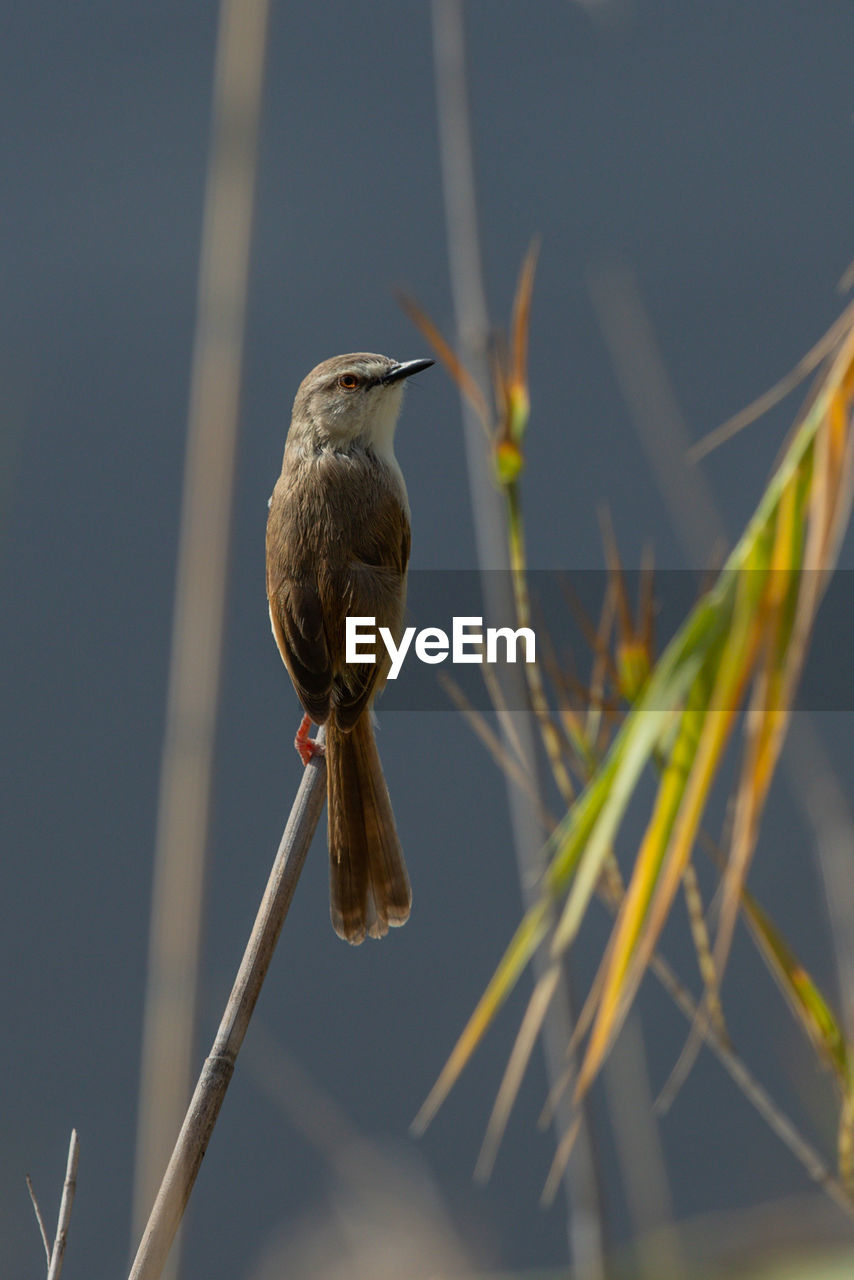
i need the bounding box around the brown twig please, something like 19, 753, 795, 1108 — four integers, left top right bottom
128, 737, 326, 1280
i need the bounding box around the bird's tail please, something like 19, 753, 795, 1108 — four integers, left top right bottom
326, 715, 411, 944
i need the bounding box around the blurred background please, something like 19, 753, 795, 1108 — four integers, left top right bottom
4, 1, 854, 1276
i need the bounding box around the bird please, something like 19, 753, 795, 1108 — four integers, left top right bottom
265, 352, 433, 943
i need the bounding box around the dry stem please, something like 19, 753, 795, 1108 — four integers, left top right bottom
128, 737, 326, 1280
27, 1129, 79, 1280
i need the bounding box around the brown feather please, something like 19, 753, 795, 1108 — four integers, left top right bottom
327, 716, 411, 943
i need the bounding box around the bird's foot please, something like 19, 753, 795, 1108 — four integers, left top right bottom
294, 712, 325, 766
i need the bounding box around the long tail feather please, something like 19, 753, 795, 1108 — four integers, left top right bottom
326, 716, 411, 944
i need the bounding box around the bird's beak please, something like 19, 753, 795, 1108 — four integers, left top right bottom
381, 358, 435, 385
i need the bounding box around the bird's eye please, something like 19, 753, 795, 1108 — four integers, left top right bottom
337, 373, 361, 391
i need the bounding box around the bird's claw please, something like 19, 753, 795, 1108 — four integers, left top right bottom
295, 712, 325, 766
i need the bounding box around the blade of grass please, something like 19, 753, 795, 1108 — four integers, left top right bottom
411, 897, 552, 1136
576, 558, 767, 1099
475, 964, 561, 1182
687, 297, 854, 462
397, 290, 491, 434
712, 464, 805, 981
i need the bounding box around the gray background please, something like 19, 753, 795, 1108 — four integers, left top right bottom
4, 1, 854, 1275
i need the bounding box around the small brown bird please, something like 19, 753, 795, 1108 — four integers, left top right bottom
266, 352, 433, 943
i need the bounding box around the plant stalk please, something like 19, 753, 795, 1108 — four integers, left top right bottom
128, 739, 326, 1280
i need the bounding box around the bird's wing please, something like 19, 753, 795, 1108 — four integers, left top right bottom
266, 457, 410, 729
331, 484, 411, 731
266, 475, 334, 722
267, 573, 333, 723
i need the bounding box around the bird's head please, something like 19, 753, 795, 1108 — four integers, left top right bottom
289, 352, 433, 453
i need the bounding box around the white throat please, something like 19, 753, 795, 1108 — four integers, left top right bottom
368, 383, 405, 461
366, 383, 409, 510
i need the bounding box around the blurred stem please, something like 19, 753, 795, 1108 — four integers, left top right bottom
604, 1020, 685, 1280
431, 2, 606, 1274
131, 0, 269, 1267
505, 480, 576, 803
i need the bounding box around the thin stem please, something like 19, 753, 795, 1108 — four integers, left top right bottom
128, 738, 326, 1280
26, 1175, 51, 1266
46, 1130, 78, 1280
505, 481, 576, 803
